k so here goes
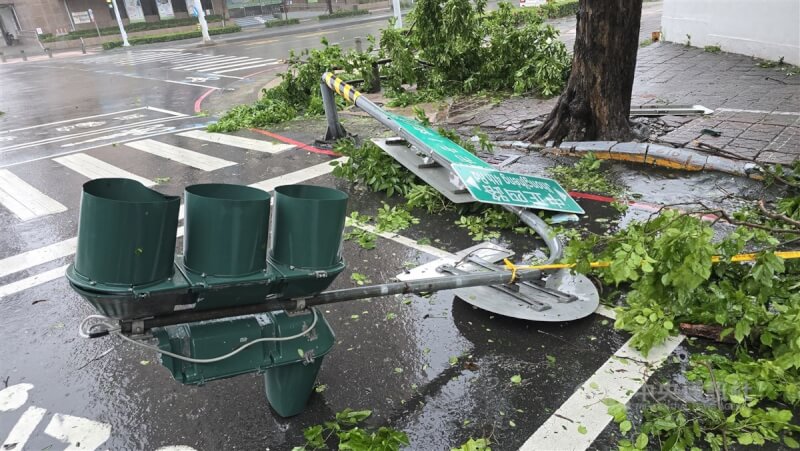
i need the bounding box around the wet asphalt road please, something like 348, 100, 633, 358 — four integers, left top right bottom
0, 11, 726, 451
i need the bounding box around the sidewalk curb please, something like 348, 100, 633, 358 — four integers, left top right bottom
537, 140, 763, 179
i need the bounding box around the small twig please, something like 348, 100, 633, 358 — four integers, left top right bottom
76, 347, 114, 371
758, 200, 800, 229
2, 376, 9, 388
554, 413, 575, 423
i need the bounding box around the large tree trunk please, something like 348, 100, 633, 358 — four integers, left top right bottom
532, 0, 643, 144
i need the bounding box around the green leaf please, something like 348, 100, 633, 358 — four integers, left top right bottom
634, 433, 648, 449
784, 436, 800, 449
619, 420, 632, 433
578, 424, 587, 434
738, 432, 754, 445
510, 374, 522, 384
394, 367, 403, 373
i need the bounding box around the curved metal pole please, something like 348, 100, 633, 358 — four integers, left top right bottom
502, 205, 563, 264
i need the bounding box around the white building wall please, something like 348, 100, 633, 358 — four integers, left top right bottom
661, 0, 800, 65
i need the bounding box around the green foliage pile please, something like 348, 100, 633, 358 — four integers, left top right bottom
381, 0, 569, 97
102, 25, 240, 49
318, 9, 370, 20
564, 171, 800, 449
43, 15, 224, 42
208, 38, 378, 132
331, 139, 417, 197
292, 408, 409, 450
210, 0, 571, 131
549, 152, 624, 196
265, 18, 300, 28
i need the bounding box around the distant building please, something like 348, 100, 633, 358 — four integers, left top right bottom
0, 0, 222, 43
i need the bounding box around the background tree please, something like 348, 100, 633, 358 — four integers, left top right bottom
532, 0, 643, 143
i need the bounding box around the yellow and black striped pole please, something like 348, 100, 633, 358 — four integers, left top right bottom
322, 72, 363, 104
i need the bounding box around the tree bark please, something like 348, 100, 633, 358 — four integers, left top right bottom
532, 0, 643, 144
326, 0, 333, 15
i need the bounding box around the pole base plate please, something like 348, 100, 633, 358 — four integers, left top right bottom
397, 243, 600, 322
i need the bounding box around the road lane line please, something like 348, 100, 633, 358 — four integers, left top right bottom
145, 106, 188, 117
2, 406, 47, 449
0, 265, 67, 298
521, 335, 685, 450
213, 61, 280, 74
54, 153, 155, 186
0, 124, 209, 169
0, 159, 342, 297
0, 238, 77, 279
0, 170, 67, 221
173, 56, 251, 70
0, 116, 187, 153
162, 79, 222, 90
174, 57, 252, 70
177, 130, 295, 153
44, 413, 111, 450
126, 139, 237, 171
188, 58, 271, 72
248, 157, 347, 192
0, 107, 148, 134
166, 55, 239, 67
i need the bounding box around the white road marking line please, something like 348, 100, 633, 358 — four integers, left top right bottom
0, 107, 150, 134
213, 61, 280, 74
54, 153, 154, 186
0, 264, 67, 298
351, 222, 454, 259
2, 406, 47, 449
121, 54, 183, 64
521, 335, 685, 451
151, 54, 221, 65
0, 170, 67, 221
0, 158, 341, 291
0, 238, 77, 279
177, 130, 295, 153
182, 57, 259, 72
173, 56, 250, 70
0, 383, 34, 411
44, 413, 112, 451
167, 56, 239, 67
126, 139, 237, 171
716, 108, 800, 116
0, 124, 208, 170
163, 79, 222, 90
1, 116, 188, 153
249, 157, 347, 191
145, 106, 188, 117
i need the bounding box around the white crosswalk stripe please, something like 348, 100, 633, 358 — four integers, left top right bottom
79, 50, 279, 77
214, 61, 279, 73
177, 130, 294, 153
0, 170, 67, 221
125, 139, 237, 171
53, 153, 155, 186
1, 129, 295, 228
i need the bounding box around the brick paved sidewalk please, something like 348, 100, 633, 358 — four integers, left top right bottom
448, 3, 800, 167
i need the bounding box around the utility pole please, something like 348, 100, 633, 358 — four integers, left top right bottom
392, 0, 402, 28
107, 0, 130, 47
192, 0, 212, 44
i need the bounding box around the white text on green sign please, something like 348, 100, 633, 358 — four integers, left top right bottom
451, 164, 585, 214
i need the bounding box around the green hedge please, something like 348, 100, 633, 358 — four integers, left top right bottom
102, 25, 240, 50
265, 18, 300, 28
43, 15, 223, 42
507, 0, 578, 25
540, 0, 579, 18
318, 9, 369, 20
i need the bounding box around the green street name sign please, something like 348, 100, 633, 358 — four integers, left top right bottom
451, 164, 585, 214
385, 112, 491, 168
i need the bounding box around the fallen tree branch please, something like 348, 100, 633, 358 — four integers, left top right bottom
758, 199, 800, 230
